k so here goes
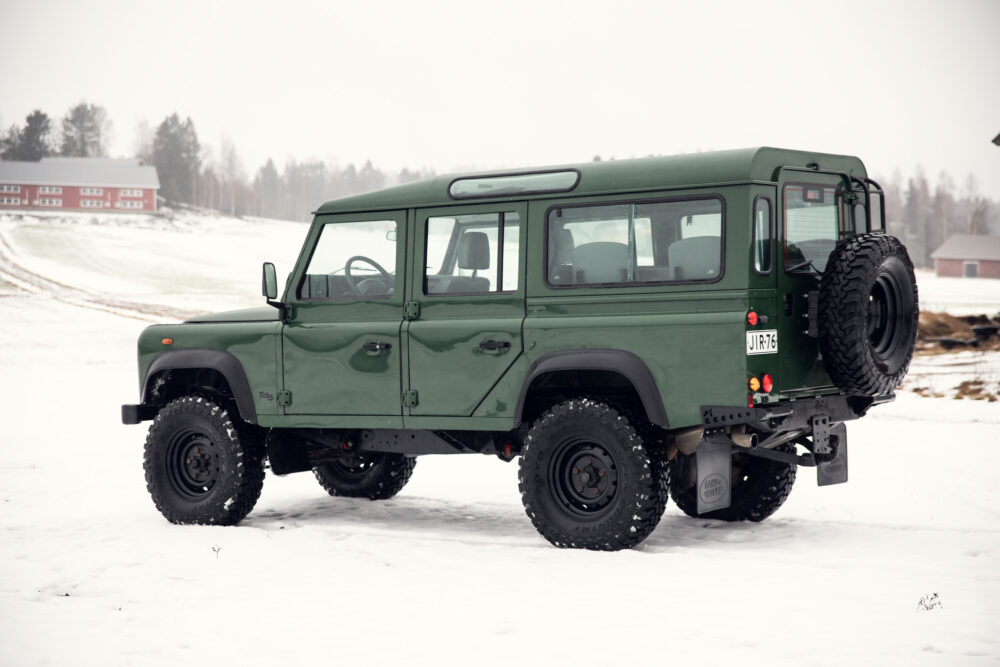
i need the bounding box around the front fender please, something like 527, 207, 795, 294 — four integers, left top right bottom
141, 349, 258, 424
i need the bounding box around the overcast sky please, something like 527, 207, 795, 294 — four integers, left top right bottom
1, 0, 998, 198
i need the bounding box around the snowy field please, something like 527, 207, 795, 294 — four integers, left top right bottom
1, 211, 998, 665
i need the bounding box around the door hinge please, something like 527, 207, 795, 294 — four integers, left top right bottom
403, 301, 421, 320
402, 390, 419, 407
277, 390, 293, 407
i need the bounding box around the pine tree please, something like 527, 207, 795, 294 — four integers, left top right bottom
0, 110, 55, 160
152, 114, 201, 204
60, 102, 112, 157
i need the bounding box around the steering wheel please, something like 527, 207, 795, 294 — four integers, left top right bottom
344, 255, 393, 295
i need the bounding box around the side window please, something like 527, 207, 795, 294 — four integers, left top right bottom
424, 212, 521, 295
853, 203, 869, 234
299, 219, 397, 299
869, 191, 884, 231
754, 197, 772, 274
547, 198, 723, 286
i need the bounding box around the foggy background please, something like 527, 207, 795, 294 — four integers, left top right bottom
1, 0, 998, 262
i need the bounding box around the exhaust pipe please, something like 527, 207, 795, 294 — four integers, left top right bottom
730, 425, 758, 448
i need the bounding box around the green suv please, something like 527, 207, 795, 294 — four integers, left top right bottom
123, 147, 918, 550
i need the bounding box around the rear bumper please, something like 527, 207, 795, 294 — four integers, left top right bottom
701, 393, 893, 433
121, 404, 158, 425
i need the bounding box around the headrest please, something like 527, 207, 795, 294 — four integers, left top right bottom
458, 231, 491, 271
551, 228, 575, 265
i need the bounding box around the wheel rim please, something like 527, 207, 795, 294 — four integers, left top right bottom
165, 428, 220, 499
548, 439, 619, 518
867, 269, 903, 360
330, 454, 378, 479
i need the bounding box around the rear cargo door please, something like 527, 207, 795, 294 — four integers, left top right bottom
776, 171, 847, 392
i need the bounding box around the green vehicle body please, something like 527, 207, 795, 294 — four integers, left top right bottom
131, 147, 876, 429
124, 147, 915, 546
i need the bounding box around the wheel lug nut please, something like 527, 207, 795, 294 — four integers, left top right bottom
599, 470, 605, 477
592, 488, 600, 495
586, 457, 592, 464
573, 467, 579, 474
186, 458, 191, 464
577, 486, 583, 492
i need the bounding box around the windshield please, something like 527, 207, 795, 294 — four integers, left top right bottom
784, 183, 840, 273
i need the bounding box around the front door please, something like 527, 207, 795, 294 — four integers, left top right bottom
406, 203, 526, 417
282, 211, 406, 417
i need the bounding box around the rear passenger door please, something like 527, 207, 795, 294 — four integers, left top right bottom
405, 203, 526, 417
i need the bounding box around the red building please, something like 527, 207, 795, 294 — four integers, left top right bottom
931, 234, 1000, 279
0, 157, 159, 212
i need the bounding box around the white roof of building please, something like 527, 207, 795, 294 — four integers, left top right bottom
931, 234, 1000, 262
0, 157, 160, 189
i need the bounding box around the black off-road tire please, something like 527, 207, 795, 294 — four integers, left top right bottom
314, 453, 416, 500
144, 396, 266, 525
669, 444, 797, 522
819, 233, 918, 396
518, 398, 667, 551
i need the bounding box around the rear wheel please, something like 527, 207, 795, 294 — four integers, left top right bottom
314, 453, 416, 500
144, 396, 266, 525
518, 398, 667, 550
669, 444, 797, 522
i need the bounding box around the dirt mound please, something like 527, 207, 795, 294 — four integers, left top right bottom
918, 312, 974, 339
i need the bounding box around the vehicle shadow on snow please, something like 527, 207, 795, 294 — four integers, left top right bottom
246, 495, 541, 544
246, 494, 833, 551
640, 513, 830, 553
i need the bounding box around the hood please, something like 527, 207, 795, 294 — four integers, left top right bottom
185, 306, 279, 323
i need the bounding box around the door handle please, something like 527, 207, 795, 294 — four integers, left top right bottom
479, 339, 511, 352
362, 341, 392, 354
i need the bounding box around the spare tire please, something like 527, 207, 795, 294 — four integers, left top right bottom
819, 233, 918, 396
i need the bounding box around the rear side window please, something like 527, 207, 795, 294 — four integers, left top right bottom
754, 197, 772, 274
547, 197, 723, 286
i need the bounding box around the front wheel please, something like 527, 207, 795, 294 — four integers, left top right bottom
314, 453, 416, 500
518, 398, 667, 551
143, 396, 266, 525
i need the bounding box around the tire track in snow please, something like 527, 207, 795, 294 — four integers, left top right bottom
0, 227, 199, 323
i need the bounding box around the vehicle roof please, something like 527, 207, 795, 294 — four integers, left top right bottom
314, 147, 868, 215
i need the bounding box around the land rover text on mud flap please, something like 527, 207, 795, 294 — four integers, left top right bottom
123, 147, 918, 550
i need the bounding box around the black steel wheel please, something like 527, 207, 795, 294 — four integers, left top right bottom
518, 398, 667, 551
669, 444, 797, 522
314, 453, 415, 500
819, 233, 918, 396
144, 396, 265, 525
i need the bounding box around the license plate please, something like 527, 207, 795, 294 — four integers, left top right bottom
746, 329, 778, 355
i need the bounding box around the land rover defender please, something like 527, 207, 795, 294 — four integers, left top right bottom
122, 147, 918, 550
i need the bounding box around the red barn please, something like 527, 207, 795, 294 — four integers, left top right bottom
931, 234, 1000, 278
0, 157, 159, 212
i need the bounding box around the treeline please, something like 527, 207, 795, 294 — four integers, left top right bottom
3, 105, 998, 244
1, 105, 433, 221
876, 169, 999, 268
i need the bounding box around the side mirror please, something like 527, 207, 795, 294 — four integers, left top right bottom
262, 262, 278, 300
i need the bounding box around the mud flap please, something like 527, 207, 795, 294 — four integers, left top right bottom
696, 430, 732, 514
817, 423, 848, 486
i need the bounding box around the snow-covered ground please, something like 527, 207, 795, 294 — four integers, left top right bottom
915, 268, 1000, 317
1, 212, 998, 665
